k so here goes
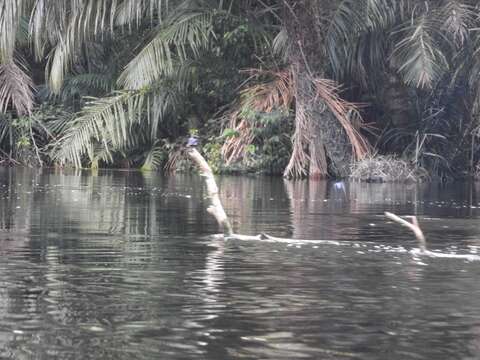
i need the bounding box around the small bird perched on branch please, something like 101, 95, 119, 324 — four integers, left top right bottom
186, 135, 199, 147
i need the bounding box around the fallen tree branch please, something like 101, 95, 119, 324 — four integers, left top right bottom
187, 148, 233, 237
185, 148, 477, 261
187, 147, 355, 242
384, 212, 426, 252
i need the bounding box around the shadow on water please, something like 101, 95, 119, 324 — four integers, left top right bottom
0, 168, 479, 358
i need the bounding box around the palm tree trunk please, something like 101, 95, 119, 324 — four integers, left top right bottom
282, 0, 352, 178
309, 121, 328, 179
284, 62, 313, 179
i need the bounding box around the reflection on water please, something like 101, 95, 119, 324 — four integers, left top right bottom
0, 168, 479, 359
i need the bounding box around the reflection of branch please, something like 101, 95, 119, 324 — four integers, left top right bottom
0, 147, 20, 165
385, 212, 426, 252
187, 148, 233, 236
202, 239, 225, 294
30, 125, 43, 166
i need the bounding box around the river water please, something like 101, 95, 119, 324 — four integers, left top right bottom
0, 168, 480, 359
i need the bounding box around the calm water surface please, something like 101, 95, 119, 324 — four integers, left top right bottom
0, 168, 479, 359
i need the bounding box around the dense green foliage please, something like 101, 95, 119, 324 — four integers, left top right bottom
1, 0, 480, 180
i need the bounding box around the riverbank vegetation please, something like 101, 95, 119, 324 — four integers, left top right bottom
1, 0, 480, 181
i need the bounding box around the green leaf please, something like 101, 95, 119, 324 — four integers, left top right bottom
221, 128, 239, 138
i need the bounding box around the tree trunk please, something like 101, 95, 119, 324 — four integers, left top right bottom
315, 108, 353, 177
308, 125, 328, 179
282, 0, 352, 178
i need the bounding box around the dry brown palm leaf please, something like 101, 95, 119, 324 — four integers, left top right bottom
308, 123, 328, 179
284, 71, 370, 178
283, 100, 310, 178
164, 147, 186, 173
313, 78, 370, 161
0, 60, 35, 115
221, 69, 294, 165
222, 112, 255, 165
222, 67, 370, 177
239, 68, 294, 112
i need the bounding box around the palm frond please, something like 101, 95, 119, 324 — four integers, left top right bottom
272, 27, 289, 61
222, 67, 370, 177
345, 30, 388, 88
0, 59, 34, 115
36, 106, 75, 136
283, 77, 371, 179
327, 0, 396, 79
141, 142, 165, 171
118, 10, 214, 89
115, 0, 175, 27
440, 0, 474, 47
283, 99, 310, 179
392, 12, 449, 88
31, 0, 118, 52
89, 144, 113, 169
59, 73, 113, 99
52, 90, 146, 167
238, 69, 294, 112
222, 69, 293, 164
0, 0, 23, 62
52, 83, 180, 167
313, 78, 370, 161
0, 112, 12, 145
34, 0, 121, 92
16, 16, 30, 47
29, 0, 64, 59
46, 37, 74, 94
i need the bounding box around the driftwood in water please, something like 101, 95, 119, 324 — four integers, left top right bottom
187, 147, 428, 244
187, 147, 355, 242
187, 148, 233, 236
385, 212, 480, 261
385, 212, 426, 252
186, 147, 476, 261
187, 147, 278, 240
